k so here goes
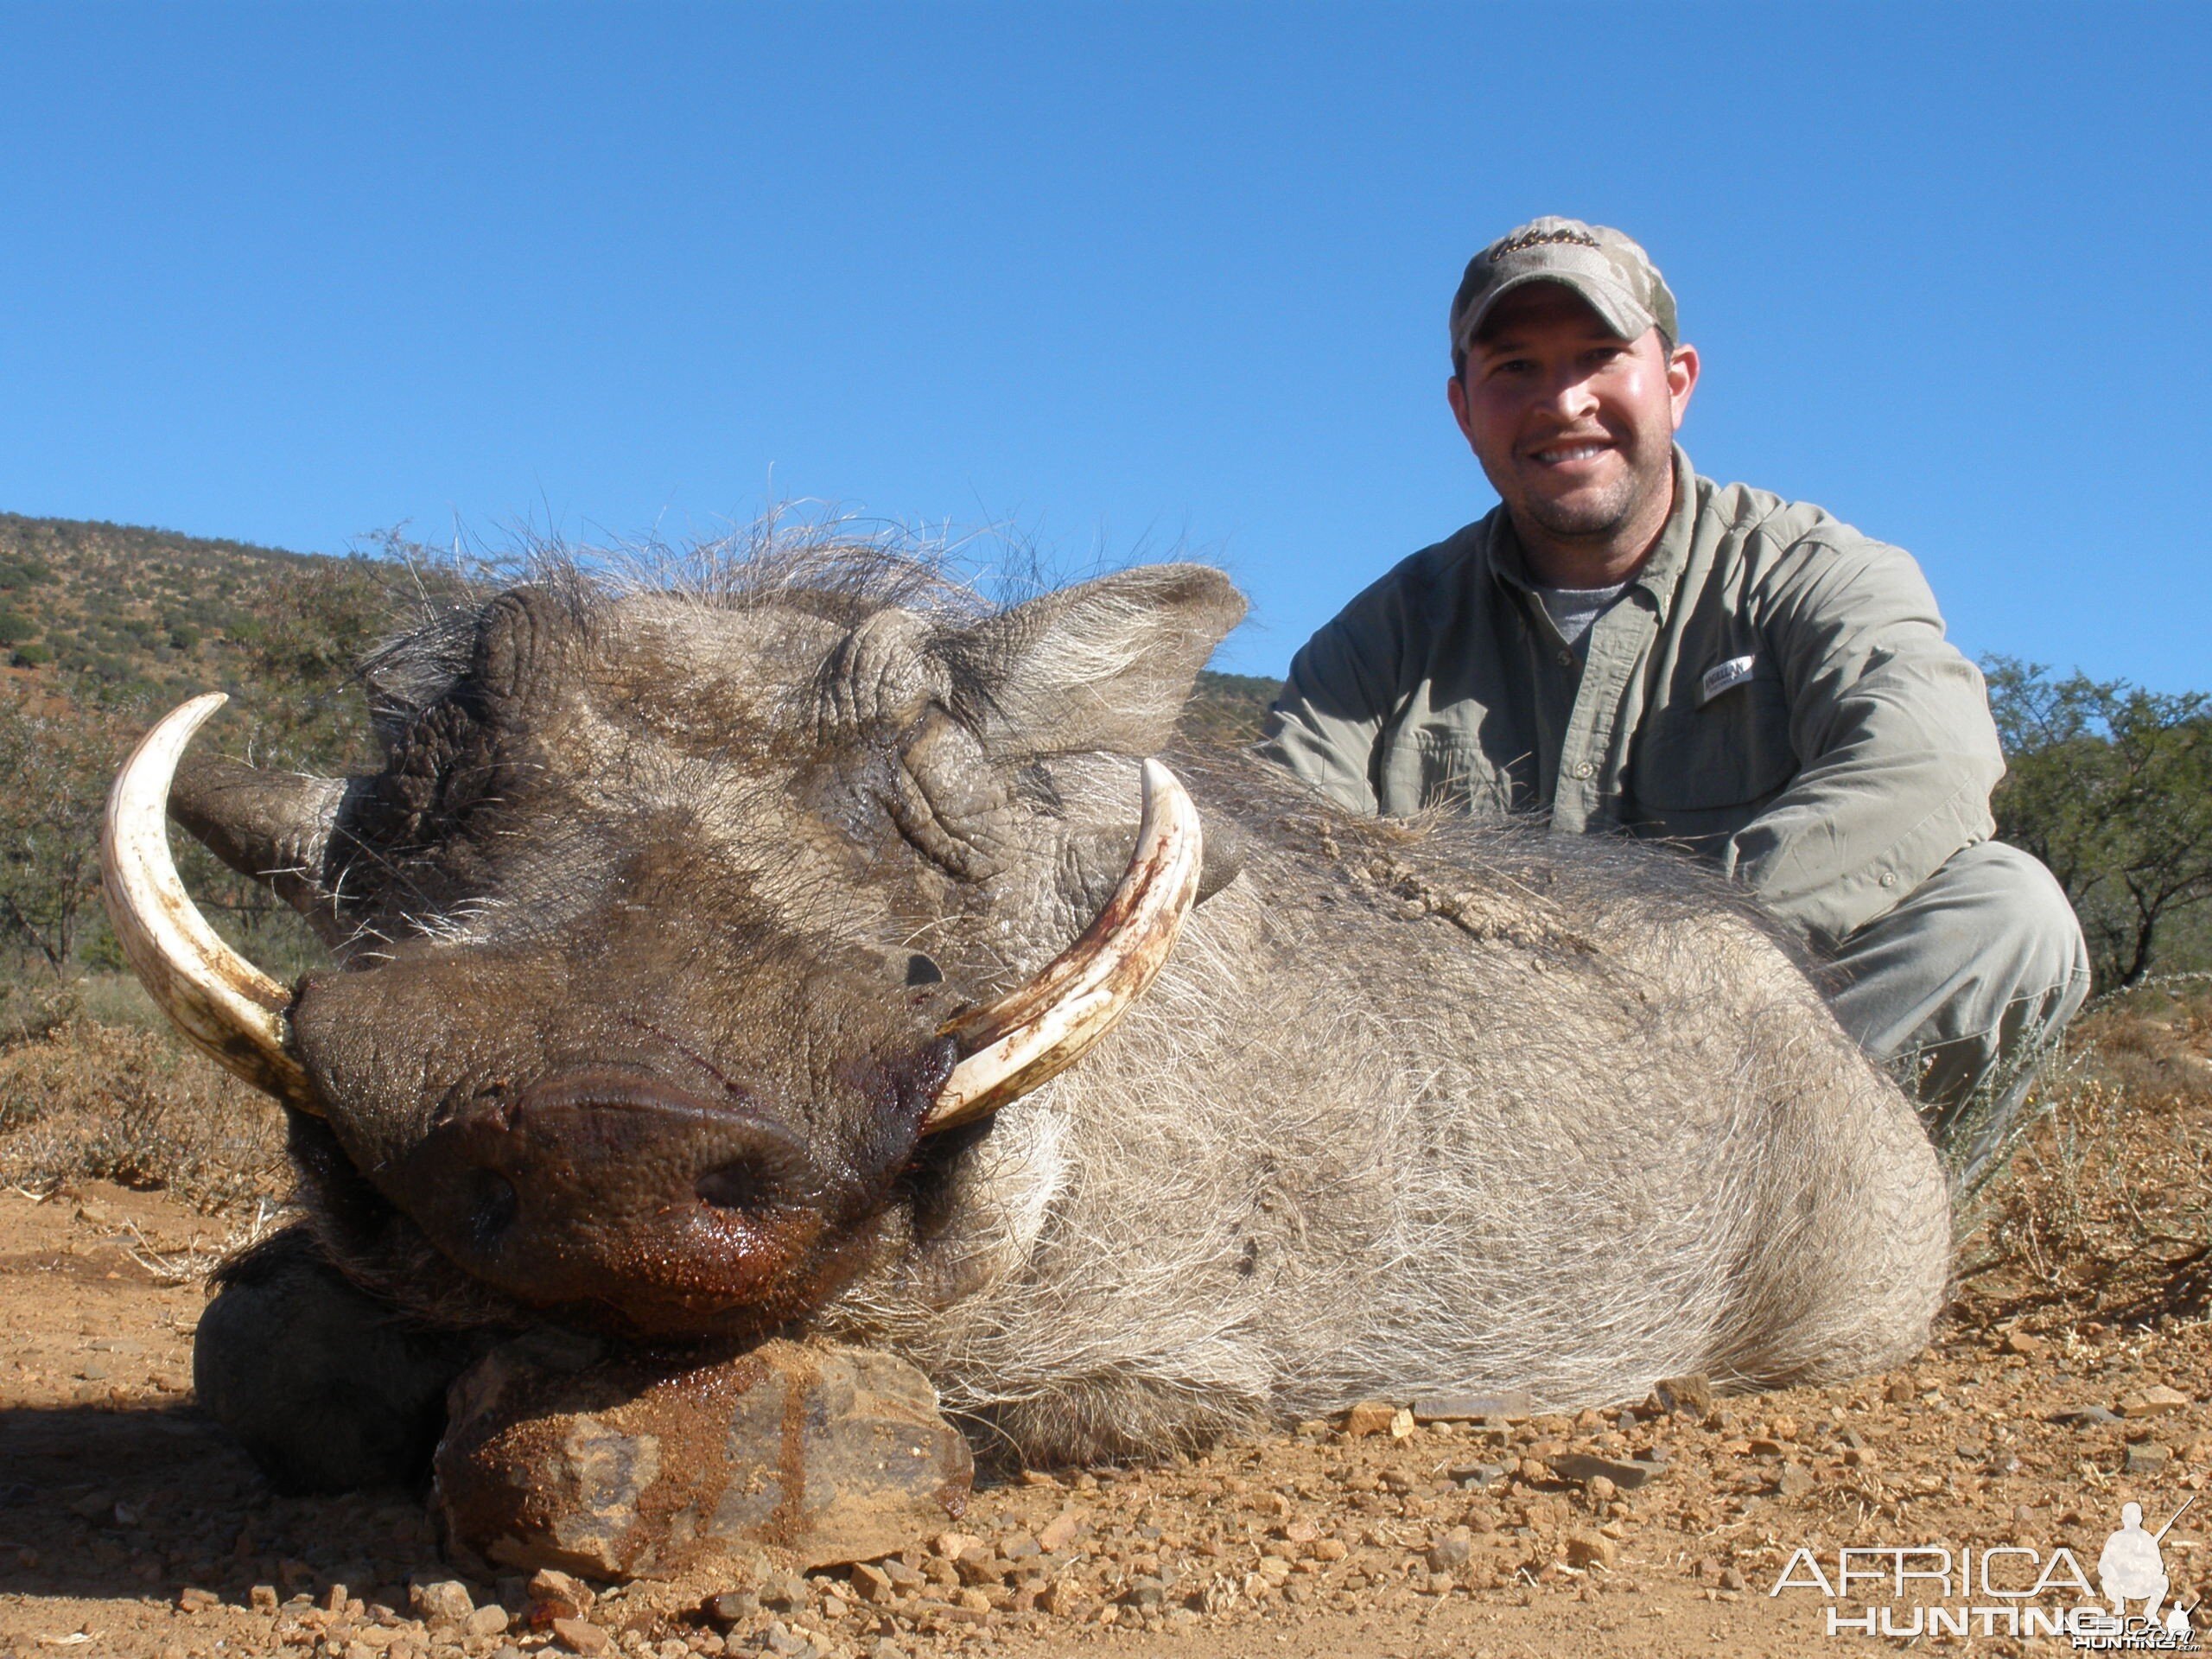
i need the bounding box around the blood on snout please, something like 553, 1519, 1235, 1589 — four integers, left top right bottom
389, 1067, 838, 1333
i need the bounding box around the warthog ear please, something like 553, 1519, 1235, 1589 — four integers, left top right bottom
168, 756, 368, 946
942, 564, 1246, 758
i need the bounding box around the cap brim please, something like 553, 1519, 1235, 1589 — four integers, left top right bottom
1455, 270, 1653, 356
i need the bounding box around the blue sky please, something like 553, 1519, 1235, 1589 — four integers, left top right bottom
0, 3, 2204, 688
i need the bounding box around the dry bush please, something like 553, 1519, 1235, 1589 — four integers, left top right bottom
0, 990, 288, 1213
1966, 980, 2212, 1325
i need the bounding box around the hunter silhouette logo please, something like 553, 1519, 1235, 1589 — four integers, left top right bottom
2100, 1497, 2196, 1636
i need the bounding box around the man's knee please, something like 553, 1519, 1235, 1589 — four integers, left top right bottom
1929, 841, 2090, 1011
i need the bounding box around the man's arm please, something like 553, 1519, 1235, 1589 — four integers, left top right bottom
1256, 589, 1407, 815
1721, 535, 2005, 949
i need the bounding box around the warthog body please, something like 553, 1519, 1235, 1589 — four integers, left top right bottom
148, 544, 1948, 1467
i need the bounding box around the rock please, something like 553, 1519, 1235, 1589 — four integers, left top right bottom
1449, 1461, 1509, 1489
1565, 1533, 1617, 1570
435, 1334, 973, 1579
550, 1616, 611, 1655
464, 1605, 510, 1637
1342, 1401, 1399, 1438
2126, 1442, 2174, 1476
1884, 1378, 1916, 1404
528, 1568, 594, 1620
849, 1562, 896, 1605
1390, 1408, 1416, 1440
1649, 1376, 1713, 1418
249, 1583, 279, 1613
2052, 1405, 2123, 1427
705, 1588, 760, 1623
759, 1571, 810, 1611
409, 1578, 475, 1626
1550, 1452, 1664, 1491
1409, 1390, 1534, 1423
2120, 1386, 2192, 1418
1426, 1527, 1474, 1573
1123, 1575, 1166, 1609
1999, 1331, 2046, 1357
176, 1587, 219, 1613
1038, 1510, 1084, 1552
1586, 1475, 1618, 1504
932, 1531, 980, 1559
1774, 1463, 1815, 1500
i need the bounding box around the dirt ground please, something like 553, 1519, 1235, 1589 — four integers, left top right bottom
3, 989, 2210, 1659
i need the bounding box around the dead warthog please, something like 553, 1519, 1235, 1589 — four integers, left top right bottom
104, 543, 1947, 1489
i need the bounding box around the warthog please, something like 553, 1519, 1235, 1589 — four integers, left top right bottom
104, 544, 1948, 1488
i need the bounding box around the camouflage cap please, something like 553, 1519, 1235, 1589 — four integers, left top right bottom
1449, 216, 1678, 361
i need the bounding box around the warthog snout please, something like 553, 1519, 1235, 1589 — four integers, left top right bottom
376, 1060, 952, 1337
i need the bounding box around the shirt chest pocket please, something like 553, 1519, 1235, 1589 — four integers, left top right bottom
1633, 670, 1798, 813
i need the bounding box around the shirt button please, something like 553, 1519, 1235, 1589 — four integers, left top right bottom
1878, 871, 1898, 888
1557, 648, 1574, 667
1572, 760, 1595, 780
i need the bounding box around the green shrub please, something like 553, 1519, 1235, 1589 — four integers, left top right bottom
0, 611, 34, 646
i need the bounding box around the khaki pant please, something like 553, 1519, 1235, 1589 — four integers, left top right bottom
1823, 840, 2091, 1186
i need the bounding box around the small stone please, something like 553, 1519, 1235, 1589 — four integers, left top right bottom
550, 1616, 610, 1655
1774, 1463, 1815, 1500
759, 1571, 810, 1611
2120, 1385, 2191, 1418
1450, 1461, 1509, 1489
1409, 1390, 1535, 1423
530, 1568, 594, 1619
1342, 1401, 1399, 1438
1565, 1534, 1617, 1570
1124, 1575, 1166, 1609
410, 1578, 475, 1626
932, 1530, 981, 1560
1550, 1452, 1664, 1491
464, 1605, 510, 1637
868, 1642, 903, 1659
1648, 1375, 1713, 1417
2126, 1442, 2174, 1476
706, 1588, 760, 1624
177, 1586, 219, 1613
1586, 1475, 1618, 1504
1313, 1538, 1349, 1562
1389, 1408, 1416, 1440
1884, 1378, 1916, 1404
1038, 1510, 1083, 1552
1425, 1527, 1474, 1573
849, 1563, 896, 1605
2053, 1405, 2123, 1427
1719, 1567, 1747, 1592
1999, 1331, 2046, 1357
249, 1583, 279, 1614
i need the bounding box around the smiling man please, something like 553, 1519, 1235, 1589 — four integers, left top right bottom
1260, 216, 2089, 1180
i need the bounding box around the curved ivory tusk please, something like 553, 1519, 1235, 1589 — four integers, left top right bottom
100, 694, 315, 1107
925, 759, 1203, 1133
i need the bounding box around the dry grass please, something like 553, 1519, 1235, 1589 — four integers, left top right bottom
1963, 978, 2212, 1329
0, 980, 289, 1213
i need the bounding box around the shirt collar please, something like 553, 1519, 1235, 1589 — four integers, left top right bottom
1484, 443, 1700, 620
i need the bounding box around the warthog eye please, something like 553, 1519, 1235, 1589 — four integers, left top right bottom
903, 952, 944, 987
696, 1160, 777, 1212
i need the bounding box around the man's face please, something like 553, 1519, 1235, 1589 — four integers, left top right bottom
1447, 283, 1699, 552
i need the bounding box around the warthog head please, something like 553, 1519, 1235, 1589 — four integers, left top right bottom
102, 550, 1243, 1338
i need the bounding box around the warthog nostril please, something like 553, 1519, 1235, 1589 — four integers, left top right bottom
696, 1161, 777, 1212
469, 1170, 518, 1248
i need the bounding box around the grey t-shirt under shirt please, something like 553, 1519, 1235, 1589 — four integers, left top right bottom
1535, 581, 1629, 654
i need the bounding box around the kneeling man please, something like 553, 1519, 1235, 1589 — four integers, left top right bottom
1260, 217, 2089, 1181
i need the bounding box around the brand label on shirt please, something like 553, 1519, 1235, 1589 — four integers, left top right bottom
1699, 654, 1758, 707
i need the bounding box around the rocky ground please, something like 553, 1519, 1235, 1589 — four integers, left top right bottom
2, 987, 2209, 1658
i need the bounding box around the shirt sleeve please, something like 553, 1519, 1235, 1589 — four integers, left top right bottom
1719, 533, 2004, 949
1255, 582, 1411, 815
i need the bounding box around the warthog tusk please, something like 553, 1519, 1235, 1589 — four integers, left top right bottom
100, 694, 315, 1108
925, 758, 1203, 1133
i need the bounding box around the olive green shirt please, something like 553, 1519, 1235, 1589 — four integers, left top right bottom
1258, 447, 2005, 950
